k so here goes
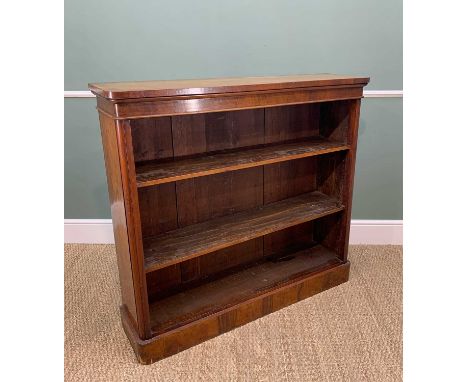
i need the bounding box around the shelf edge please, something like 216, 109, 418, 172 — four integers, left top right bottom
136, 142, 350, 188
143, 193, 344, 273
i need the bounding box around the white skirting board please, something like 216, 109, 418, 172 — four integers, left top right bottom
64, 219, 402, 245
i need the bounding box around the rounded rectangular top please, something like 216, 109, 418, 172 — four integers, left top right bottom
89, 74, 370, 100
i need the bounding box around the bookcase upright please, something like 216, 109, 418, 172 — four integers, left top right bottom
89, 74, 370, 364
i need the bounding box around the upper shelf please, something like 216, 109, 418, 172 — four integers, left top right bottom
89, 74, 370, 100
136, 137, 349, 188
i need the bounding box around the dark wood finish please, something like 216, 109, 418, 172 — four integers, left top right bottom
175, 168, 264, 227
144, 168, 264, 302
335, 99, 362, 260
149, 245, 341, 334
98, 115, 151, 338
90, 74, 368, 364
137, 183, 178, 238
98, 113, 139, 325
90, 74, 370, 99
115, 121, 152, 338
263, 154, 318, 260
136, 138, 348, 187
145, 239, 264, 302
319, 100, 351, 143
130, 117, 173, 162
94, 84, 365, 120
143, 191, 343, 273
172, 109, 265, 156
265, 104, 320, 143
264, 157, 317, 204
122, 259, 350, 364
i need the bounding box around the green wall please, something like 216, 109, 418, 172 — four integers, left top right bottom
65, 0, 402, 220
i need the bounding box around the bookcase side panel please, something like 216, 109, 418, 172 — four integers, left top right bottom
319, 100, 350, 143
98, 112, 139, 329
339, 99, 362, 260
315, 99, 362, 261
117, 120, 152, 338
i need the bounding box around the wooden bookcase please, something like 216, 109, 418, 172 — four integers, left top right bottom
89, 74, 369, 364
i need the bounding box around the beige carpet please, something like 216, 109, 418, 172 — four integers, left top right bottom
65, 244, 402, 382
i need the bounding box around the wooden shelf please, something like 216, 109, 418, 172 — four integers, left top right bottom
143, 191, 344, 273
136, 137, 349, 187
149, 244, 342, 334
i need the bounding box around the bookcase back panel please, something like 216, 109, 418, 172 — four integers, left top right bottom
316, 151, 347, 202
172, 109, 265, 156
131, 117, 173, 162
265, 104, 320, 144
264, 156, 317, 204
129, 102, 350, 166
313, 213, 344, 252
176, 167, 264, 227
263, 221, 316, 257
263, 156, 317, 259
132, 101, 353, 308
138, 183, 178, 238
146, 238, 264, 301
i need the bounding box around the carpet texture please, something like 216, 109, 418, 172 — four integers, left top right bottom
65, 244, 402, 381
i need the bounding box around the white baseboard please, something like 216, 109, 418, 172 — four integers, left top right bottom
349, 220, 402, 245
64, 219, 402, 245
64, 219, 115, 244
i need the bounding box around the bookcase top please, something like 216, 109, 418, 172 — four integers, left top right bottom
89, 74, 369, 100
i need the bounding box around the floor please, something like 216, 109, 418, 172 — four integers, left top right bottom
64, 244, 402, 382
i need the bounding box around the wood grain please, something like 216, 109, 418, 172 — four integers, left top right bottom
319, 100, 350, 143
91, 74, 369, 363
116, 121, 152, 338
263, 152, 318, 267
172, 109, 264, 157
122, 260, 350, 364
143, 191, 344, 273
89, 74, 370, 99
145, 239, 264, 302
136, 138, 348, 187
130, 117, 173, 162
263, 221, 316, 257
145, 168, 264, 301
175, 168, 263, 227
98, 113, 139, 326
334, 99, 362, 261
137, 183, 178, 238
264, 156, 317, 204
96, 85, 365, 119
265, 104, 319, 144
149, 245, 341, 334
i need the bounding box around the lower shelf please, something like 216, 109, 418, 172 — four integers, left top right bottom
149, 244, 343, 335
121, 247, 350, 364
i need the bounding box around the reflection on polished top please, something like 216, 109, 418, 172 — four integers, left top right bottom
89, 74, 370, 100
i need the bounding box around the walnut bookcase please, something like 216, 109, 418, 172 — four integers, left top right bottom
89, 74, 369, 364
